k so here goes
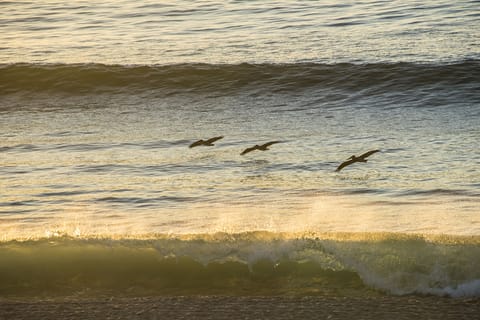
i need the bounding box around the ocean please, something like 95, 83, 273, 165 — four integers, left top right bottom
0, 0, 479, 298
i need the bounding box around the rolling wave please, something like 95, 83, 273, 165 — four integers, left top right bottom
1, 61, 478, 95
1, 232, 479, 297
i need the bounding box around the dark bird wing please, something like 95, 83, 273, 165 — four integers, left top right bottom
261, 141, 281, 148
335, 158, 356, 172
189, 140, 204, 148
358, 149, 380, 159
205, 136, 224, 144
241, 145, 258, 155
189, 136, 223, 148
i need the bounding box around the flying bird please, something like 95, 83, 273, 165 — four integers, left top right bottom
335, 149, 380, 172
189, 136, 224, 148
241, 141, 281, 155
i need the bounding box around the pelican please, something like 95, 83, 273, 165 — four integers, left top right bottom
241, 141, 281, 155
335, 149, 380, 172
189, 136, 224, 148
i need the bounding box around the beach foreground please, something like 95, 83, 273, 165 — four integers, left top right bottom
1, 295, 479, 320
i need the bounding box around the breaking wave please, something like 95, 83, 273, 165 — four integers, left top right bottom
1, 231, 479, 297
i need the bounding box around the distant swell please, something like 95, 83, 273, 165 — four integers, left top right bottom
1, 232, 479, 297
1, 61, 479, 95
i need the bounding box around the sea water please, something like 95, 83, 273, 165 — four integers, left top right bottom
0, 0, 479, 297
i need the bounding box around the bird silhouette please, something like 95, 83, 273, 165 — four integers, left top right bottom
241, 141, 281, 155
189, 136, 224, 148
335, 149, 380, 172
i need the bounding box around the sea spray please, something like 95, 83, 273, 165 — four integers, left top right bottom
1, 232, 479, 297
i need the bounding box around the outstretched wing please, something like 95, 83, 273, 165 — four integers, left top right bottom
335, 159, 355, 172
189, 140, 204, 148
241, 145, 258, 155
205, 136, 224, 144
261, 141, 281, 148
359, 149, 380, 159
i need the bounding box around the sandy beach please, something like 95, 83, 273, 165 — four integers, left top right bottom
1, 295, 479, 320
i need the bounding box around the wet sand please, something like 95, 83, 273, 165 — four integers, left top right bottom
1, 295, 479, 320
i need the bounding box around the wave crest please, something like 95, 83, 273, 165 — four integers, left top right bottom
1, 232, 479, 297
1, 61, 478, 95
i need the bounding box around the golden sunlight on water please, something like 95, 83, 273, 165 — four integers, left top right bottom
2, 192, 478, 241
1, 0, 480, 306
1, 1, 479, 242
1, 0, 478, 64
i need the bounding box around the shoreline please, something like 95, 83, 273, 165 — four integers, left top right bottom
2, 295, 479, 320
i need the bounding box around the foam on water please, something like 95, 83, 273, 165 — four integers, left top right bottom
1, 232, 479, 297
